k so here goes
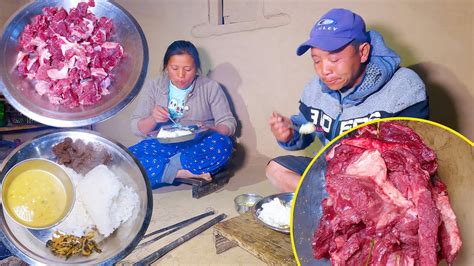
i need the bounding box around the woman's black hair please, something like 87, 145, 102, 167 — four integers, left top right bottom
162, 40, 202, 73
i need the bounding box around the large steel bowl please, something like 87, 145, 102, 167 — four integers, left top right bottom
0, 0, 148, 127
292, 148, 330, 266
0, 130, 153, 265
234, 193, 263, 214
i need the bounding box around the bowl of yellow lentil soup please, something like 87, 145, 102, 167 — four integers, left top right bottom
1, 158, 75, 230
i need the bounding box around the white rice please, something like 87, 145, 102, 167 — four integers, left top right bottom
56, 165, 139, 238
258, 198, 291, 228
299, 123, 316, 134
57, 168, 94, 236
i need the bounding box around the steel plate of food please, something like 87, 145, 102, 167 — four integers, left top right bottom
253, 192, 294, 234
154, 125, 209, 144
0, 130, 153, 265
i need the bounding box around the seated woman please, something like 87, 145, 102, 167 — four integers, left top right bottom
129, 40, 236, 189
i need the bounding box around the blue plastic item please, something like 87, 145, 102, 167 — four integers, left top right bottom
0, 140, 16, 161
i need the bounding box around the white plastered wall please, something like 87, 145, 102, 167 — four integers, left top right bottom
1, 0, 473, 162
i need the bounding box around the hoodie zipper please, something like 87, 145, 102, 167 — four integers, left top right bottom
330, 91, 344, 140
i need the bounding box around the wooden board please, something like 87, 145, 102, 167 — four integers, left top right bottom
0, 124, 48, 132
213, 212, 295, 265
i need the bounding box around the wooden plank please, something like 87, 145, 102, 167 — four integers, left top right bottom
213, 232, 238, 254
0, 124, 48, 133
174, 170, 231, 199
213, 212, 295, 265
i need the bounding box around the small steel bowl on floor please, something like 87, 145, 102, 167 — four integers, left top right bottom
234, 193, 263, 214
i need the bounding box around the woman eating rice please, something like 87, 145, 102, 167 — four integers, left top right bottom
129, 40, 236, 188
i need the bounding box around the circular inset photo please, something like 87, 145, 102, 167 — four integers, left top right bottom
292, 118, 473, 265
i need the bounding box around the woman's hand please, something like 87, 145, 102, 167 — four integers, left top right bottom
269, 112, 294, 143
151, 106, 170, 123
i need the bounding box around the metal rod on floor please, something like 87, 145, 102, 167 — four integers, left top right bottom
134, 208, 216, 250
143, 208, 215, 239
135, 224, 184, 250
134, 213, 227, 266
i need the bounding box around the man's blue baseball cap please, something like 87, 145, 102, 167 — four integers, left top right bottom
296, 8, 368, 55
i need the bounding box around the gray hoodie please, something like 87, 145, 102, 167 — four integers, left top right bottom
130, 74, 236, 137
280, 30, 428, 150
